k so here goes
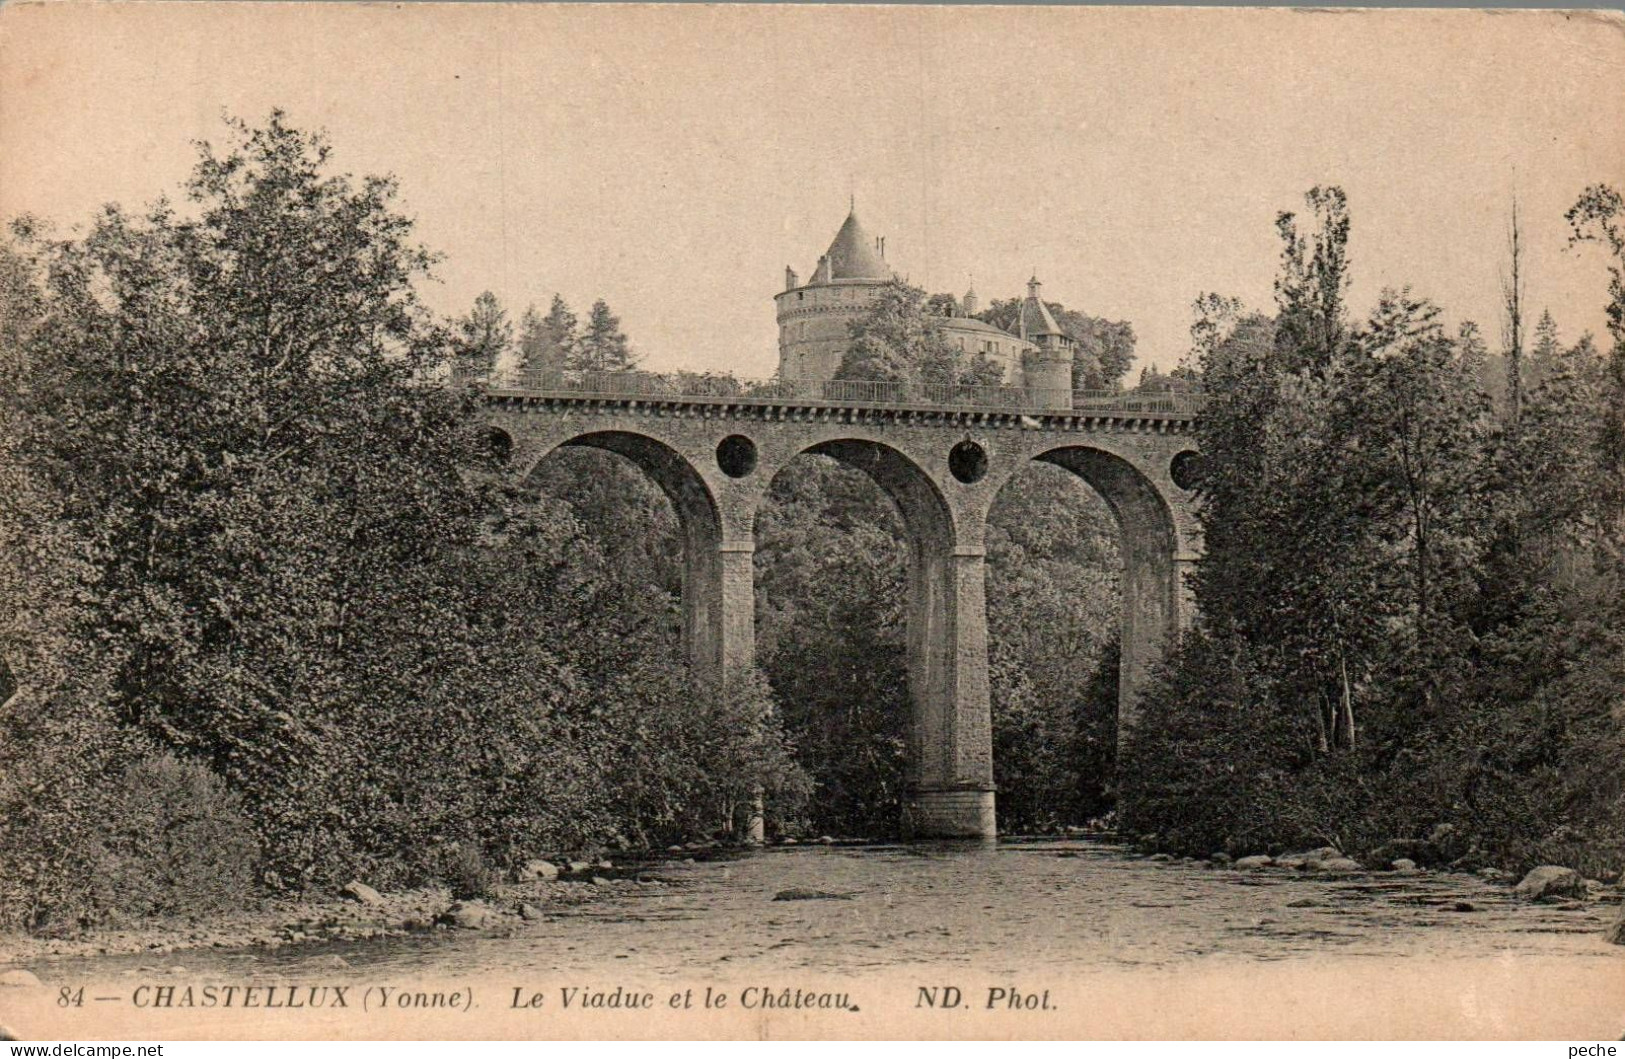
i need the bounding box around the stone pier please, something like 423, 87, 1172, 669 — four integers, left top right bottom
491, 386, 1202, 839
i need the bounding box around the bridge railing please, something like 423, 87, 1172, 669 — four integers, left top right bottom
453, 367, 1205, 415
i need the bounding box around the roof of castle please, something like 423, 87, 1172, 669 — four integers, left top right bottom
1019, 277, 1067, 339
939, 315, 1023, 338
819, 209, 892, 281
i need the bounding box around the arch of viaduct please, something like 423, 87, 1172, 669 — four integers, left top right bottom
485, 390, 1203, 839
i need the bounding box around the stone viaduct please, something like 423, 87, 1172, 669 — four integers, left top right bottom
482, 379, 1204, 840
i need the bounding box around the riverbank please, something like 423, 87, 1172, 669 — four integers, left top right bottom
0, 861, 666, 967
2, 837, 1620, 975
4, 839, 1623, 1040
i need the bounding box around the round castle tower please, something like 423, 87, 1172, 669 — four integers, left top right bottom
774, 206, 894, 380
1016, 276, 1076, 410
774, 209, 1075, 409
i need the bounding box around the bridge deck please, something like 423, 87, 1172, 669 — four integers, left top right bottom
470, 370, 1204, 421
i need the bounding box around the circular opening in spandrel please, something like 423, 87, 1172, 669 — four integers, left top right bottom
949, 440, 988, 484
1170, 449, 1207, 491
716, 434, 759, 479
483, 427, 514, 465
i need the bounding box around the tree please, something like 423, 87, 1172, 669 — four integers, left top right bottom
753, 457, 911, 836
518, 294, 578, 383
1529, 309, 1561, 392
837, 280, 961, 385
1180, 293, 1242, 381
1175, 194, 1374, 753
8, 111, 493, 890
1057, 310, 1137, 390
1274, 185, 1351, 375
453, 290, 510, 377
1501, 198, 1528, 429
1566, 184, 1625, 535
1457, 320, 1492, 398
572, 298, 636, 374
1121, 185, 1625, 874
1358, 290, 1493, 665
986, 463, 1120, 827
1516, 331, 1608, 557
1, 113, 824, 926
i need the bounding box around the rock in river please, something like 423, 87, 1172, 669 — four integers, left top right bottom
1606, 906, 1625, 947
516, 859, 560, 883
0, 970, 43, 988
1277, 847, 1340, 870
303, 954, 350, 969
1232, 855, 1273, 870
340, 881, 384, 906
1513, 865, 1587, 902
438, 901, 498, 929
772, 888, 855, 901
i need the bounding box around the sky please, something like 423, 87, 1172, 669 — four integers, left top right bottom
3, 4, 1622, 375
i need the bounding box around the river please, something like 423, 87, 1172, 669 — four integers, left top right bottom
8, 838, 1623, 1039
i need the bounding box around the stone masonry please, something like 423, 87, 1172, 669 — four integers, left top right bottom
486, 388, 1202, 839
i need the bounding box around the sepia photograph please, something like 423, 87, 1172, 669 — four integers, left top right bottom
0, 1, 1622, 1043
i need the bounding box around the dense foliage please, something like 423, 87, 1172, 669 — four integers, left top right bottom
976, 296, 1137, 391
0, 115, 801, 931
1119, 187, 1625, 875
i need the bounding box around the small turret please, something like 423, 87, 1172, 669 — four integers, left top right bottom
1019, 275, 1075, 411
785, 266, 800, 291
962, 283, 979, 317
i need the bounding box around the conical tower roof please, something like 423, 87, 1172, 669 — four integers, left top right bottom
819, 208, 891, 281
1019, 275, 1067, 339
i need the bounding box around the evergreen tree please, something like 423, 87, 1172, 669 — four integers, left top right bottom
453, 290, 511, 377
517, 304, 546, 379
572, 298, 636, 374
517, 294, 578, 384
1529, 309, 1561, 393
1457, 320, 1489, 386
1517, 331, 1607, 555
